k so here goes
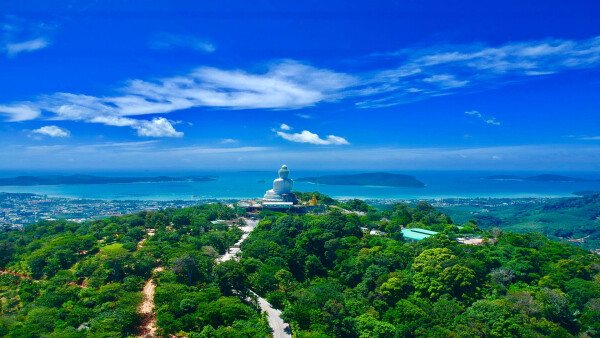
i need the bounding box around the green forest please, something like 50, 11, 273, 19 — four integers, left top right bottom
0, 195, 599, 337
441, 194, 600, 250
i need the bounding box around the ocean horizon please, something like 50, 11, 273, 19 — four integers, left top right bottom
1, 170, 599, 201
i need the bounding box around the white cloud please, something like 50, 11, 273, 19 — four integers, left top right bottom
5, 37, 48, 57
55, 61, 352, 114
276, 130, 350, 145
84, 141, 159, 148
133, 117, 183, 137
220, 138, 238, 144
4, 143, 600, 171
465, 111, 501, 125
90, 115, 139, 127
579, 136, 600, 140
1, 17, 54, 58
296, 113, 311, 119
25, 145, 65, 152
0, 61, 356, 136
408, 38, 600, 73
0, 104, 41, 121
2, 35, 600, 131
31, 125, 70, 137
356, 36, 600, 107
149, 33, 215, 53
423, 74, 469, 88
280, 123, 292, 130
89, 116, 183, 137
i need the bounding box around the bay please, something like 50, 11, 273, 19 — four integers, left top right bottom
0, 170, 599, 201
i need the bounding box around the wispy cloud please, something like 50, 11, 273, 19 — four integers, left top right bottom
296, 113, 312, 119
0, 103, 41, 121
579, 136, 600, 140
356, 35, 600, 107
276, 129, 350, 145
90, 116, 183, 137
279, 123, 292, 131
5, 37, 49, 57
465, 111, 501, 125
149, 33, 216, 53
31, 125, 70, 137
423, 74, 469, 88
1, 16, 53, 58
83, 141, 159, 148
0, 61, 354, 135
1, 35, 600, 132
4, 143, 600, 171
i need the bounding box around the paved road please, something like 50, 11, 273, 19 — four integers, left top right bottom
250, 290, 292, 338
217, 218, 292, 338
216, 218, 258, 263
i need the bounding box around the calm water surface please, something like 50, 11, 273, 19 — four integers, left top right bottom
1, 170, 599, 201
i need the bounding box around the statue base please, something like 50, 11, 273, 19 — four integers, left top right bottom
263, 190, 298, 204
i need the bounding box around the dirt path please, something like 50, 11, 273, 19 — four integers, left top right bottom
0, 269, 35, 280
137, 229, 155, 248
217, 218, 292, 338
136, 229, 161, 338
138, 266, 163, 337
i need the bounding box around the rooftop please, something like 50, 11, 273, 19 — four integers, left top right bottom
401, 228, 438, 241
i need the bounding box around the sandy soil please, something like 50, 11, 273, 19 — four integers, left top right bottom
136, 230, 160, 338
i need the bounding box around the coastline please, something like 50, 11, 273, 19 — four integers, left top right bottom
0, 190, 574, 202
1, 170, 599, 201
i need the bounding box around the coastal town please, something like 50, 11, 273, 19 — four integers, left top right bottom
0, 192, 577, 230
0, 192, 222, 229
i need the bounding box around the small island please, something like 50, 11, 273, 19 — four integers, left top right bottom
296, 172, 425, 188
0, 174, 218, 186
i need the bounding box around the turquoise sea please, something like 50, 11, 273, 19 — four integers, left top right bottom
1, 170, 600, 201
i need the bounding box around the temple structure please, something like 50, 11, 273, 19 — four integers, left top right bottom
262, 165, 298, 206
236, 165, 322, 214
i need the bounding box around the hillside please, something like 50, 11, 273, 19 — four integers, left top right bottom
442, 194, 600, 250
0, 204, 268, 337
0, 198, 599, 337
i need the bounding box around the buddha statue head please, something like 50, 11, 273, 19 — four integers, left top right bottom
278, 165, 290, 179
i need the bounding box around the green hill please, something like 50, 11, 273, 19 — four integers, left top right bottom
0, 198, 599, 337
442, 194, 600, 249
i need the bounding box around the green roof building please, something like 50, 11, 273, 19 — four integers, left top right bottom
401, 228, 438, 241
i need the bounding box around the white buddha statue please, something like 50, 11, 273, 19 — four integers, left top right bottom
263, 165, 297, 203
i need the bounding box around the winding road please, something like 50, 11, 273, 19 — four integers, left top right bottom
217, 218, 292, 338
135, 219, 292, 337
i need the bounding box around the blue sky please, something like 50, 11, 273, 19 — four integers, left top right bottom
1, 0, 600, 171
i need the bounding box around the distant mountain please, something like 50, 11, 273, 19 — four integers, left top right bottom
0, 174, 217, 186
484, 174, 589, 182
573, 190, 600, 196
296, 172, 425, 187
441, 193, 600, 250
